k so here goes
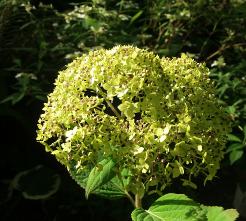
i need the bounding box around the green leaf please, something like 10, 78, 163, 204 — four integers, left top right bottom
93, 168, 131, 199
130, 10, 143, 25
92, 181, 126, 199
68, 163, 89, 189
118, 101, 140, 119
12, 165, 60, 200
223, 209, 239, 220
243, 125, 246, 141
229, 150, 244, 165
85, 158, 116, 199
226, 106, 236, 115
68, 161, 130, 199
226, 143, 245, 153
92, 177, 127, 198
181, 179, 197, 189
131, 193, 239, 221
206, 206, 239, 221
131, 193, 205, 221
227, 134, 242, 143
0, 92, 25, 105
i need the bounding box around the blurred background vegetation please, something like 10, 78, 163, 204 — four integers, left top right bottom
0, 0, 245, 220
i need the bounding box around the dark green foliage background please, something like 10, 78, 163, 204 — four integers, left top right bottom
0, 0, 246, 220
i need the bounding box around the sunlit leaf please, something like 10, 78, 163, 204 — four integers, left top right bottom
85, 158, 115, 199
206, 206, 239, 221
132, 193, 239, 221
131, 193, 205, 221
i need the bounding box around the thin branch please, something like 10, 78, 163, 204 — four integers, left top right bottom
206, 43, 246, 61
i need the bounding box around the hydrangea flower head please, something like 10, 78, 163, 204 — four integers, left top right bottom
37, 45, 230, 193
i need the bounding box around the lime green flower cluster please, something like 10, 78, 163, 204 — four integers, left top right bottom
37, 45, 230, 193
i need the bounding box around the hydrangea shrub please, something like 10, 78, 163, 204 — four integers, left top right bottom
37, 45, 230, 196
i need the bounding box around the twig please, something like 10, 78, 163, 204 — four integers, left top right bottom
97, 86, 122, 119
206, 43, 246, 61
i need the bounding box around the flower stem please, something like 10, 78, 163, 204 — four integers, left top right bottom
135, 193, 142, 208
97, 86, 122, 119
125, 191, 135, 208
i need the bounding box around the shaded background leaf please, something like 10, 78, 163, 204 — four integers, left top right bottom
12, 165, 60, 200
